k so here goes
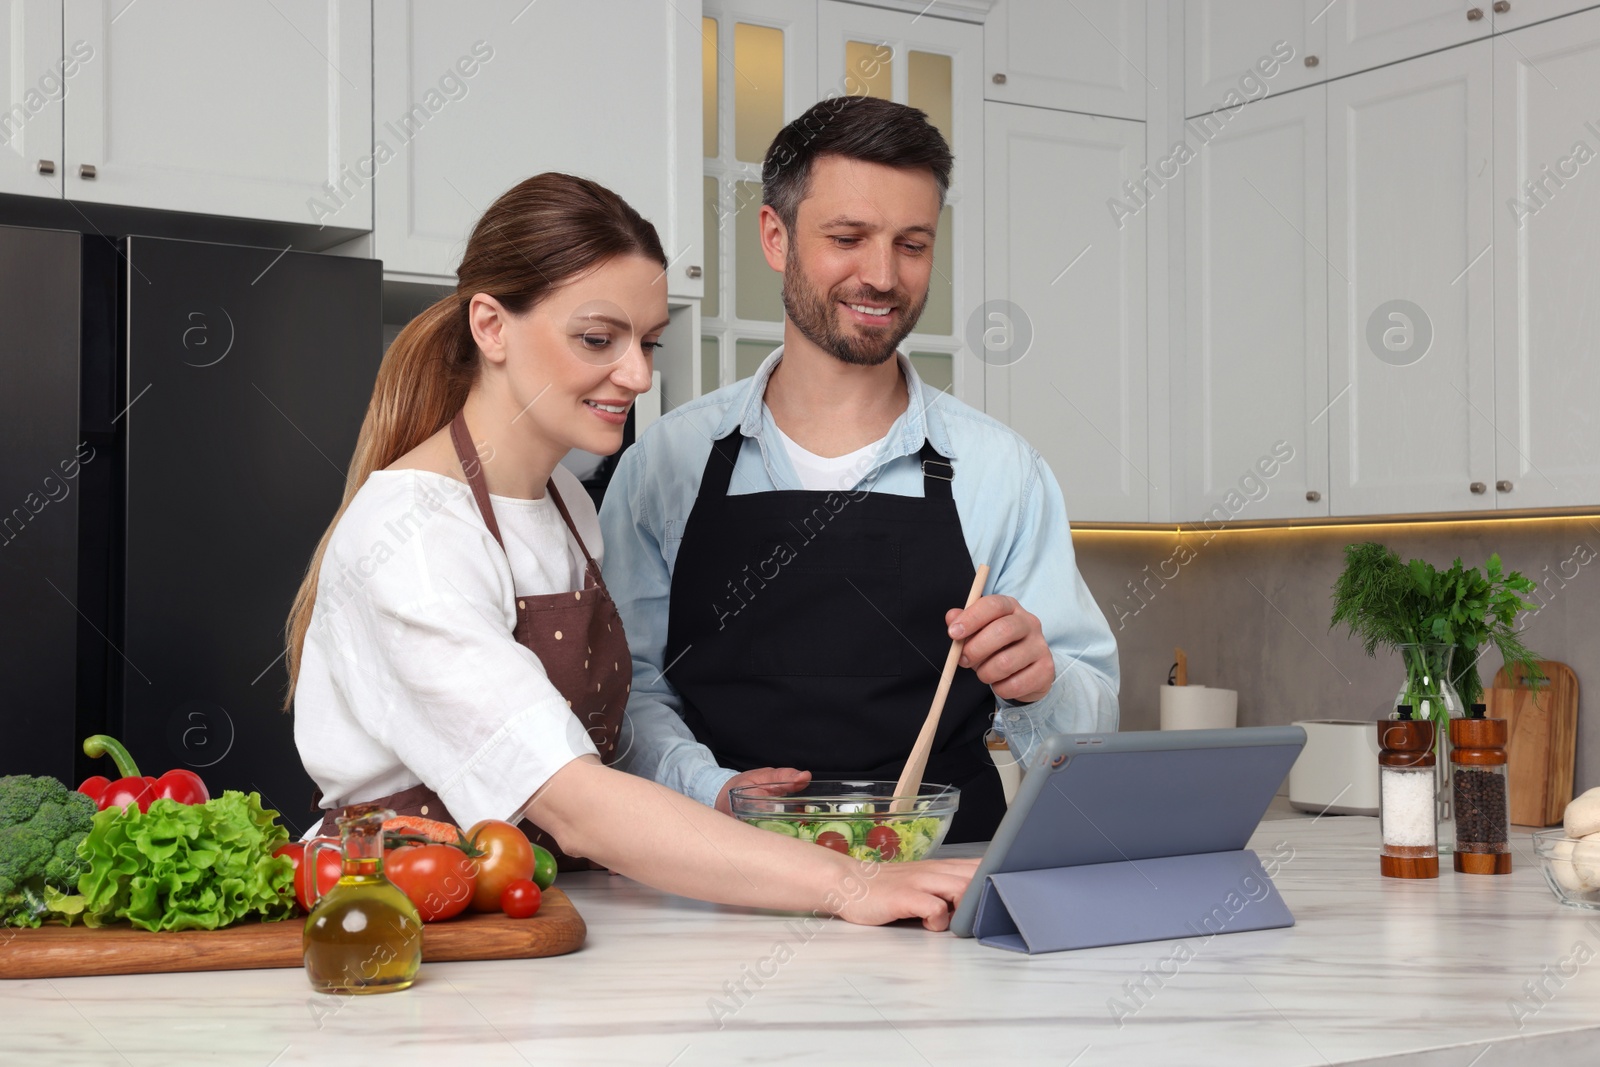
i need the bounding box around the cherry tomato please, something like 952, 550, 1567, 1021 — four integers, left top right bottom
531, 843, 558, 890
274, 839, 343, 912
385, 843, 478, 922
501, 878, 542, 919
815, 831, 850, 854
465, 820, 536, 912
865, 825, 900, 860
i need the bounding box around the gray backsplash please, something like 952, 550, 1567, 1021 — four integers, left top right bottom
1072, 516, 1600, 794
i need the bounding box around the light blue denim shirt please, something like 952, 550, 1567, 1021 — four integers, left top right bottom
599, 348, 1120, 806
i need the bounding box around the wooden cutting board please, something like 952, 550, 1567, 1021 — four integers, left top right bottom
1487, 660, 1578, 827
0, 888, 584, 981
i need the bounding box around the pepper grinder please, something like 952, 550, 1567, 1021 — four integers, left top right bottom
1450, 703, 1512, 874
1378, 705, 1438, 879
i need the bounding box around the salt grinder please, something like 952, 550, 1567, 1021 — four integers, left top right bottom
1378, 705, 1439, 879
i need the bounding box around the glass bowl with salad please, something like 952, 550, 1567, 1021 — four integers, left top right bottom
728, 780, 959, 862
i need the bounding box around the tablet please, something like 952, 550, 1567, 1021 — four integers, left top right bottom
949, 725, 1307, 938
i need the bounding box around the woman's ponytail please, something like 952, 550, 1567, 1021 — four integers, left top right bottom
281, 293, 474, 707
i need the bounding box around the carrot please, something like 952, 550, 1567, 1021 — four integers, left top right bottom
382, 815, 465, 844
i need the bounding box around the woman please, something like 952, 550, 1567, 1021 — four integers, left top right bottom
285, 174, 974, 928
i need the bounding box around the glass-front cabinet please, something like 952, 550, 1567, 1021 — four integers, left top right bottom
699, 0, 981, 407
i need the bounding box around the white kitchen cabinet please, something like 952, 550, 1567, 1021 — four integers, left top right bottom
373, 0, 702, 298
1327, 41, 1496, 517
1184, 0, 1323, 118
1493, 0, 1600, 31
1323, 0, 1491, 80
984, 102, 1147, 522
61, 1, 371, 227
1491, 7, 1600, 508
983, 0, 1145, 120
1184, 85, 1328, 522
0, 0, 64, 199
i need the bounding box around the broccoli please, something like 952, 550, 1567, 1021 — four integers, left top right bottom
0, 775, 96, 927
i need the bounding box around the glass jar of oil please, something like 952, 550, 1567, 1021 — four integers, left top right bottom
303, 803, 423, 994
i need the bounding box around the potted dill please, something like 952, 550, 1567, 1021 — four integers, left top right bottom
1330, 542, 1543, 853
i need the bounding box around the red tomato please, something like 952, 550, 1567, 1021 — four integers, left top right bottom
815, 831, 850, 854
865, 825, 900, 860
466, 820, 537, 913
385, 843, 478, 922
500, 878, 542, 919
274, 839, 343, 912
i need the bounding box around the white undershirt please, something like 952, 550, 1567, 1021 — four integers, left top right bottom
772, 423, 887, 492
293, 465, 602, 835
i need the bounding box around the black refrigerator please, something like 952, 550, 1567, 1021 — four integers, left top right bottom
0, 225, 381, 836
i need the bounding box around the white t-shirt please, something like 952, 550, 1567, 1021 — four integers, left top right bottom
293, 465, 602, 832
772, 422, 887, 492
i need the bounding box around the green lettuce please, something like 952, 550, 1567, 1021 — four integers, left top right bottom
892, 817, 942, 862
77, 791, 296, 931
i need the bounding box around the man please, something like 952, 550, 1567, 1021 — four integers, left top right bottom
599, 96, 1118, 842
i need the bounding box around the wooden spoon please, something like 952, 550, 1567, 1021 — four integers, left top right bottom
892, 564, 991, 812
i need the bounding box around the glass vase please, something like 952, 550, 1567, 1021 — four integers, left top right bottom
1392, 643, 1464, 855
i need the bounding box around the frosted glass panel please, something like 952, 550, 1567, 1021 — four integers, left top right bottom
920, 204, 954, 336
908, 51, 953, 148
735, 181, 785, 322
703, 176, 720, 319
910, 351, 953, 394
703, 336, 721, 396
702, 19, 718, 158
736, 339, 774, 380
735, 23, 784, 163
845, 40, 893, 99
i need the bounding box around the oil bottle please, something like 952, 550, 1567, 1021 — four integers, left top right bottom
303, 803, 423, 994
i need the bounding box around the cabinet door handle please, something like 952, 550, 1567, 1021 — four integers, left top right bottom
78, 164, 97, 179
1470, 481, 1487, 494
37, 160, 55, 175
1305, 490, 1322, 502
1496, 480, 1513, 492
686, 265, 703, 279
1467, 7, 1484, 20
992, 72, 1007, 85
1493, 1, 1510, 12
1304, 55, 1320, 68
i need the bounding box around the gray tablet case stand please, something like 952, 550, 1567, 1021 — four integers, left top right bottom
972, 849, 1293, 953
960, 727, 1305, 955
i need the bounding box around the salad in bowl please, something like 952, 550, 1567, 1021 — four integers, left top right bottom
728, 780, 959, 863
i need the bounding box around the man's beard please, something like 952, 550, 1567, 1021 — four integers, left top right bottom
781, 244, 926, 367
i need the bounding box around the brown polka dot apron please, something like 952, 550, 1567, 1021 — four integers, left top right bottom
315, 411, 631, 871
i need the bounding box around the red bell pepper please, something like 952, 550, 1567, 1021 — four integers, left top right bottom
152, 767, 209, 805
78, 734, 210, 812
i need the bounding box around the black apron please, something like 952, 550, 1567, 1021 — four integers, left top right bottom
663, 429, 1005, 843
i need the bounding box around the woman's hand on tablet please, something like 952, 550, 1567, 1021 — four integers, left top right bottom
831, 858, 980, 931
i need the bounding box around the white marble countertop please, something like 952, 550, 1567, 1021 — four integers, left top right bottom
5, 807, 1600, 1066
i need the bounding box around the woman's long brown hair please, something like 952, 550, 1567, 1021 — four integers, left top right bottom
282, 173, 667, 708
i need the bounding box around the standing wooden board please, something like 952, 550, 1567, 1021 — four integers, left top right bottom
0, 888, 584, 981
1488, 660, 1578, 827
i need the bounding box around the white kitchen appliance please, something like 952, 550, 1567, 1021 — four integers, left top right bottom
1288, 720, 1381, 816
